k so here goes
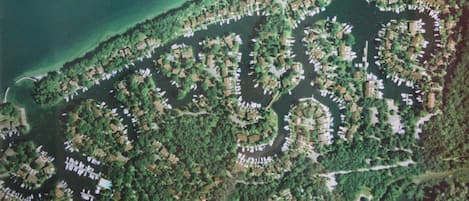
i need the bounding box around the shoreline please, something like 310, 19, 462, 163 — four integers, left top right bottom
15, 74, 46, 85
2, 87, 10, 103
13, 0, 187, 83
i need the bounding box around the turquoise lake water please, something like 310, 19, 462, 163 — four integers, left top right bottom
1, 0, 186, 93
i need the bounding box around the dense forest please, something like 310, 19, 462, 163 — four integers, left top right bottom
419, 22, 469, 200
421, 28, 469, 171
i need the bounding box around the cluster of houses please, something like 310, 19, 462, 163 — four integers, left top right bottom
284, 98, 331, 161
115, 72, 172, 136
230, 106, 263, 129
236, 109, 278, 144
234, 137, 312, 182
183, 0, 270, 37
375, 19, 428, 87
154, 44, 196, 90
374, 18, 441, 110
145, 141, 180, 176
250, 31, 303, 95
228, 4, 359, 183
0, 144, 58, 199
304, 19, 368, 141
153, 141, 180, 165
235, 99, 333, 180
320, 88, 361, 140
304, 19, 358, 102
117, 71, 170, 111
235, 113, 282, 171
61, 55, 128, 104
98, 102, 130, 141
182, 0, 331, 38
235, 128, 266, 146
198, 34, 243, 97
289, 0, 329, 28
64, 101, 132, 164
290, 98, 334, 147
373, 0, 454, 112
234, 152, 294, 180
369, 0, 446, 17
2, 144, 55, 191
63, 66, 124, 103
304, 17, 356, 64
55, 31, 164, 105
114, 35, 160, 64
238, 130, 276, 153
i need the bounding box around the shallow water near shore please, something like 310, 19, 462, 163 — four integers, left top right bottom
0, 0, 186, 93
2, 0, 437, 199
